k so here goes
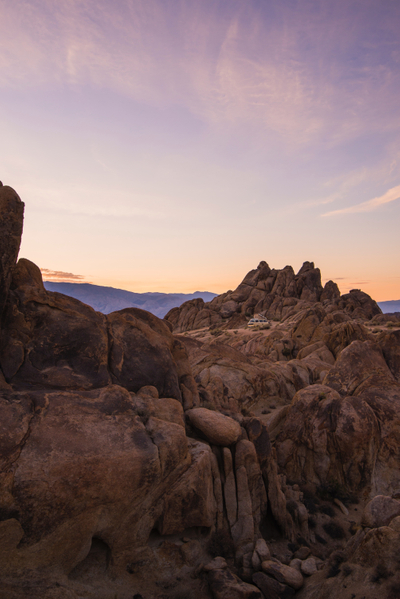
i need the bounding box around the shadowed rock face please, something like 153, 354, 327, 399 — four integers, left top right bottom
164, 260, 380, 333
0, 186, 24, 320
0, 258, 197, 402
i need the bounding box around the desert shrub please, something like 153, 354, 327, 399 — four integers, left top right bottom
323, 521, 346, 539
308, 516, 316, 529
241, 407, 253, 417
315, 533, 327, 545
325, 551, 345, 579
302, 490, 320, 515
317, 481, 356, 504
342, 564, 353, 577
348, 521, 360, 536
201, 401, 216, 411
210, 329, 223, 337
318, 392, 327, 400
136, 407, 151, 424
371, 561, 393, 583
388, 579, 400, 599
286, 500, 298, 518
319, 504, 335, 517
208, 530, 235, 559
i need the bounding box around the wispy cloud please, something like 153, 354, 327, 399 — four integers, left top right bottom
41, 268, 88, 282
321, 184, 400, 217
1, 1, 399, 150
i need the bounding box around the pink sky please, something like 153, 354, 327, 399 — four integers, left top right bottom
1, 0, 399, 300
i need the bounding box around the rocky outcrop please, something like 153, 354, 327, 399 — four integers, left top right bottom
0, 186, 24, 322
275, 383, 381, 494
165, 261, 380, 333
274, 336, 400, 498
1, 386, 197, 570
2, 185, 400, 599
0, 189, 303, 598
0, 258, 199, 404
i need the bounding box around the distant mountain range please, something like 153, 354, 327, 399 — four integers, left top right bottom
43, 282, 216, 319
378, 300, 400, 314
43, 281, 399, 319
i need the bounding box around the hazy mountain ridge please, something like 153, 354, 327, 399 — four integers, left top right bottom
43, 281, 217, 318
378, 300, 400, 314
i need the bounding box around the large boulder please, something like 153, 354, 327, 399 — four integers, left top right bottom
0, 259, 110, 390
0, 385, 215, 582
323, 340, 395, 396
362, 495, 400, 528
186, 407, 241, 446
275, 384, 380, 493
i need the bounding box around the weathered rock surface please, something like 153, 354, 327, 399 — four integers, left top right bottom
186, 407, 241, 446
275, 384, 380, 493
323, 339, 395, 396
0, 186, 24, 321
362, 495, 400, 528
3, 185, 400, 599
0, 259, 199, 404
165, 261, 380, 332
261, 560, 303, 589
253, 571, 296, 598
208, 567, 264, 599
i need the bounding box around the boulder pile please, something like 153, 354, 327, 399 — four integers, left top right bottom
1, 185, 400, 599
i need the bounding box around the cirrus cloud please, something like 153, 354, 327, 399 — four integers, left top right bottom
321, 184, 400, 216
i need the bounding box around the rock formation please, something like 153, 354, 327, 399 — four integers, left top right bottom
0, 186, 24, 321
1, 185, 400, 599
164, 260, 380, 332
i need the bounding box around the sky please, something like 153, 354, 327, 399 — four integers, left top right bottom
1, 0, 399, 300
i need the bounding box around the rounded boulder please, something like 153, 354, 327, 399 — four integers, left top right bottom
186, 407, 241, 446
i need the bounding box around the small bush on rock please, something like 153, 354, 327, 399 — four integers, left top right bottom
317, 481, 355, 504
210, 329, 223, 337
371, 561, 393, 583
319, 504, 335, 517
389, 579, 400, 599
208, 530, 235, 559
308, 516, 316, 529
286, 500, 298, 518
302, 490, 320, 514
342, 564, 353, 577
323, 521, 346, 540
315, 534, 327, 545
325, 551, 345, 578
